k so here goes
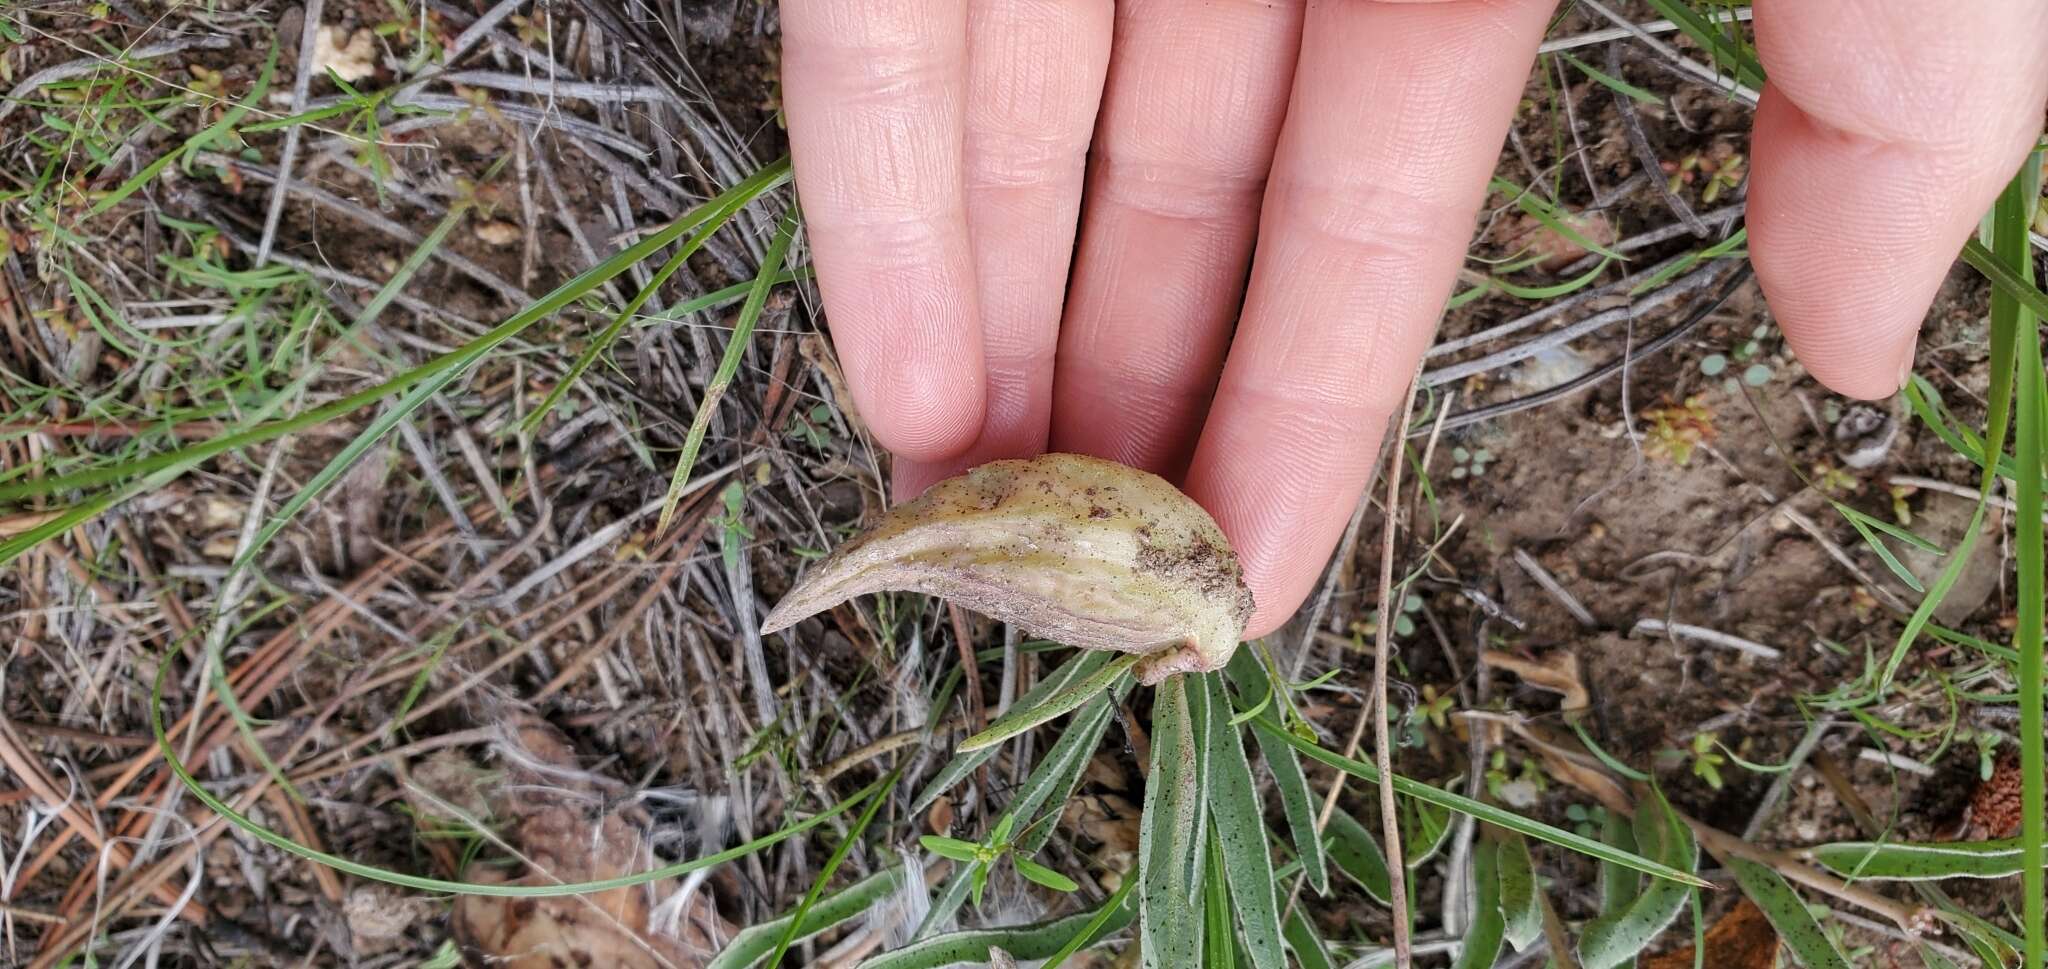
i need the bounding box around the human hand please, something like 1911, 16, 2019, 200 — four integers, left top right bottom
780, 0, 2048, 639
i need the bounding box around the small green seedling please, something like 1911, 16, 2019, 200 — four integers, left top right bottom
714, 481, 752, 571
1361, 593, 1425, 642
1450, 446, 1493, 479
1686, 733, 1726, 790
920, 813, 1078, 907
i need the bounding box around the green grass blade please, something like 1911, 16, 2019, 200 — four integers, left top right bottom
1489, 176, 1628, 261
0, 159, 793, 526
151, 641, 884, 896
89, 45, 277, 217
1041, 868, 1139, 969
1728, 858, 1851, 969
1992, 149, 2045, 969
1598, 807, 1640, 916
523, 160, 796, 435
1498, 832, 1543, 951
763, 768, 902, 969
1141, 675, 1208, 968
1812, 838, 2031, 881
1634, 0, 1767, 89
1452, 840, 1506, 969
1225, 650, 1327, 894
1578, 789, 1699, 969
1200, 674, 1284, 969
1253, 719, 1707, 887
710, 865, 908, 969
958, 652, 1140, 753
1629, 228, 1748, 297
657, 202, 799, 532
861, 888, 1137, 969
1558, 51, 1661, 103
911, 650, 1111, 816
1203, 832, 1236, 969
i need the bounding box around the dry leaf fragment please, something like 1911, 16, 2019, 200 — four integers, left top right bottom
762, 453, 1254, 684
1480, 649, 1590, 712
1643, 898, 1777, 969
450, 714, 731, 968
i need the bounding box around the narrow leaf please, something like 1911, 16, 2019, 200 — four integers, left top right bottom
1283, 908, 1336, 969
1326, 808, 1393, 905
1578, 789, 1699, 969
861, 892, 1137, 969
959, 652, 1140, 753
1140, 676, 1207, 969
911, 650, 1111, 815
1226, 649, 1327, 893
1728, 858, 1852, 969
1253, 720, 1707, 887
1452, 840, 1506, 969
1498, 832, 1544, 951
1811, 838, 2032, 881
1200, 673, 1284, 969
710, 866, 907, 969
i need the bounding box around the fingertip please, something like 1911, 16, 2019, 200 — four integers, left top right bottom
853, 361, 985, 463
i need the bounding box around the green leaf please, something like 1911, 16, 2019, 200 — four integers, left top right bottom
1728, 858, 1852, 969
763, 769, 902, 969
1558, 51, 1662, 103
1325, 808, 1393, 905
916, 684, 1123, 938
1635, 0, 1767, 89
1283, 908, 1336, 969
1811, 838, 2034, 881
1992, 148, 2046, 969
91, 44, 278, 216
1204, 832, 1236, 969
1490, 176, 1627, 261
910, 650, 1111, 815
1452, 840, 1506, 969
1253, 720, 1707, 887
860, 891, 1138, 969
919, 837, 979, 863
1012, 856, 1077, 893
1403, 796, 1456, 868
958, 652, 1141, 753
1498, 833, 1544, 951
658, 202, 800, 532
1141, 676, 1208, 969
1042, 870, 1139, 969
1226, 650, 1327, 894
1578, 789, 1699, 969
710, 866, 908, 969
1200, 674, 1284, 969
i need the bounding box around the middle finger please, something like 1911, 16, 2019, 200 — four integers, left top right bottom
1048, 0, 1307, 479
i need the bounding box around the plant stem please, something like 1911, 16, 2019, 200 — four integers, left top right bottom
1371, 373, 1424, 968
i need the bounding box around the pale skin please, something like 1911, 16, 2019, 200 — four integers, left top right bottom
780, 0, 2048, 639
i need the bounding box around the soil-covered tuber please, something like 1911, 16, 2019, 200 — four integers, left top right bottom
761, 453, 1254, 684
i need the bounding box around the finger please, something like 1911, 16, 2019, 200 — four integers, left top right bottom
781, 0, 984, 460
894, 0, 1114, 498
1047, 0, 1307, 478
1185, 0, 1556, 638
1748, 0, 2048, 400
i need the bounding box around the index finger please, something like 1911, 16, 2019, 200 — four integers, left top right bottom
782, 0, 986, 460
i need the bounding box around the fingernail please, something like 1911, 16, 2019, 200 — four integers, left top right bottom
1895, 344, 1916, 393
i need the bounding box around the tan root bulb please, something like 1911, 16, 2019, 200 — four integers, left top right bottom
761, 453, 1254, 684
